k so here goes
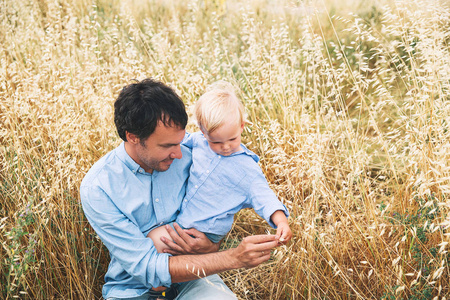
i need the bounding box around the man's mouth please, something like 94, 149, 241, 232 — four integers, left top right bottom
163, 158, 174, 164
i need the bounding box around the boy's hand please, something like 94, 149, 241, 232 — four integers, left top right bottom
276, 222, 292, 244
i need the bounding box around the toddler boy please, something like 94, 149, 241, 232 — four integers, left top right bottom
148, 82, 292, 252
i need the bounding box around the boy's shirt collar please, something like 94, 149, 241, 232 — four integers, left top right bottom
228, 143, 259, 162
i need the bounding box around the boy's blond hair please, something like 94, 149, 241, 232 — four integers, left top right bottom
195, 81, 245, 133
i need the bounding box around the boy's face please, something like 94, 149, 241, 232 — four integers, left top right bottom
202, 121, 244, 156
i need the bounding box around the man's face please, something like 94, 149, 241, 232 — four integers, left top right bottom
131, 122, 186, 173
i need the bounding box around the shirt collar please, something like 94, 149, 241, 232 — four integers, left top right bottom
116, 142, 144, 174
228, 143, 259, 163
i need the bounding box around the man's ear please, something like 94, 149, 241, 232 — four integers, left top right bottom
125, 131, 140, 145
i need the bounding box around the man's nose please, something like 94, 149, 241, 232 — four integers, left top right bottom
170, 145, 183, 159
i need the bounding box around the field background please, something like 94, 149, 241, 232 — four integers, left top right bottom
1, 0, 450, 299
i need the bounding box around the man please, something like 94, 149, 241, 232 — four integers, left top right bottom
80, 78, 279, 300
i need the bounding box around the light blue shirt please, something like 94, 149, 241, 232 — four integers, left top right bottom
177, 132, 288, 236
80, 142, 191, 299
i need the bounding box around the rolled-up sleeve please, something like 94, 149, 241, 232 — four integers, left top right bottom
80, 185, 172, 288
248, 173, 289, 228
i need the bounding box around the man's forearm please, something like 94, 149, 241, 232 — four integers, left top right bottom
168, 234, 279, 283
169, 249, 237, 282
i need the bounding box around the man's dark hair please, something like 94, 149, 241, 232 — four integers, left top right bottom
114, 78, 188, 142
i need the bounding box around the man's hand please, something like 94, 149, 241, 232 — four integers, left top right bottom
227, 234, 279, 269
168, 234, 279, 283
161, 223, 219, 255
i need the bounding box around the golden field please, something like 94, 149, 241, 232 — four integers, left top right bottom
1, 0, 450, 298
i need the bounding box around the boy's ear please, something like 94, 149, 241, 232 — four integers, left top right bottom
125, 131, 140, 145
199, 126, 207, 136
239, 122, 245, 132
200, 129, 209, 138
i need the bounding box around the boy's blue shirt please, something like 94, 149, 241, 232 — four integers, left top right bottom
80, 142, 191, 299
177, 132, 289, 235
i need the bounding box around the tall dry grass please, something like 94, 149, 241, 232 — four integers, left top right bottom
1, 0, 449, 299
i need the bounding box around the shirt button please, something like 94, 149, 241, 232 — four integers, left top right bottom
159, 222, 163, 225
184, 199, 188, 202
195, 185, 198, 189
206, 170, 210, 174
155, 198, 160, 202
